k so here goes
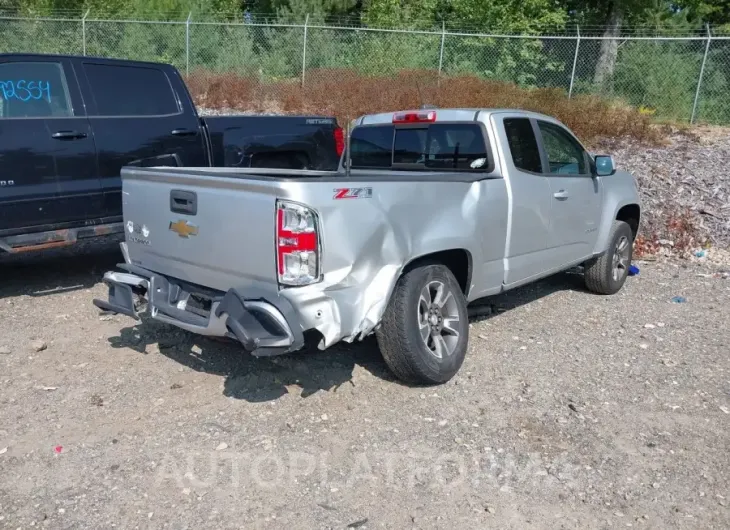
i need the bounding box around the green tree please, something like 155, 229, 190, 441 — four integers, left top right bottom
362, 0, 439, 28
0, 0, 22, 12
676, 0, 730, 28
444, 0, 567, 33
560, 1, 655, 85
244, 0, 357, 21
438, 0, 568, 88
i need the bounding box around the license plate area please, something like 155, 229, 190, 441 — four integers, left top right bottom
149, 275, 222, 327
182, 292, 213, 318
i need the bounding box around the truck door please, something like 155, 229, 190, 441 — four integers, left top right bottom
495, 115, 556, 285
75, 59, 208, 219
534, 119, 602, 263
0, 57, 100, 232
49, 58, 105, 224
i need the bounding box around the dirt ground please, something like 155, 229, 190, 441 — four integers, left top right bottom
0, 239, 728, 530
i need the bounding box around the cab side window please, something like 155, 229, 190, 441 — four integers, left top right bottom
0, 61, 73, 119
82, 63, 180, 117
503, 118, 542, 173
536, 121, 588, 175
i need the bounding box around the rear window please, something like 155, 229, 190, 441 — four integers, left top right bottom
350, 123, 490, 171
350, 125, 393, 168
83, 63, 179, 117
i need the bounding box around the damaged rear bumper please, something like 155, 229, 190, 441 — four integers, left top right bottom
93, 260, 305, 357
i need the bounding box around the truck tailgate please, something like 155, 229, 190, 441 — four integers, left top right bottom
121, 167, 281, 293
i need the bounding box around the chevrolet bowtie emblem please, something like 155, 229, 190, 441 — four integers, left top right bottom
169, 219, 199, 238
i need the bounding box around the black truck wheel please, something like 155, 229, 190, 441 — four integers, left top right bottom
584, 220, 634, 295
376, 263, 469, 385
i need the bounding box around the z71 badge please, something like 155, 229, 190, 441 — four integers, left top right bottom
333, 187, 373, 199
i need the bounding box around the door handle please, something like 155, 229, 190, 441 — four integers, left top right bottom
553, 190, 569, 200
52, 130, 87, 140
171, 128, 197, 137
170, 189, 197, 215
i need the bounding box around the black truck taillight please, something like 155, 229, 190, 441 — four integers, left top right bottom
333, 126, 345, 158
276, 200, 321, 286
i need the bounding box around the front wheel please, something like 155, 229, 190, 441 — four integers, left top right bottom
584, 220, 634, 295
376, 264, 469, 385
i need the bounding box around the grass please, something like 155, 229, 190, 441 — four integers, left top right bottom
186, 68, 662, 144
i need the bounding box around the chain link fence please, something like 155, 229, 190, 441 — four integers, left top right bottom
1, 14, 729, 124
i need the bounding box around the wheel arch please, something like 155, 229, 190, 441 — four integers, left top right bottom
593, 200, 642, 255
616, 203, 641, 240
401, 248, 473, 297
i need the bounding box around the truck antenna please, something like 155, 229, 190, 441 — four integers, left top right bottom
415, 80, 437, 110
415, 80, 424, 108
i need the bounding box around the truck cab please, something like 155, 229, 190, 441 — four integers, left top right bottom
348, 108, 618, 290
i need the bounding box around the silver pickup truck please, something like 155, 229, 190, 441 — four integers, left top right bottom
94, 108, 641, 385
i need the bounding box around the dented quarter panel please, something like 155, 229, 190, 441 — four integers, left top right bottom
277, 178, 510, 345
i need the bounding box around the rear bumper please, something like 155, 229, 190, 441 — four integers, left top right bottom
0, 222, 124, 254
93, 257, 305, 357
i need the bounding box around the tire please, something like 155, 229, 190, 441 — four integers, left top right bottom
376, 263, 469, 385
584, 220, 634, 295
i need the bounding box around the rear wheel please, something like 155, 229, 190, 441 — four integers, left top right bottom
584, 220, 634, 295
376, 264, 469, 385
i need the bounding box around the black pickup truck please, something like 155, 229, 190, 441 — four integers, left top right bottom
0, 53, 343, 253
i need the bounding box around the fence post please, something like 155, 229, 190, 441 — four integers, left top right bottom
301, 15, 309, 88
691, 24, 711, 124
438, 21, 446, 85
568, 25, 580, 98
82, 9, 90, 56
185, 12, 192, 77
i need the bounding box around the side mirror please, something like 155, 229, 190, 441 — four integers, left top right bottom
594, 155, 616, 176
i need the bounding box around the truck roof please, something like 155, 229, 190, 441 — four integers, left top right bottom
0, 52, 171, 70
355, 108, 564, 127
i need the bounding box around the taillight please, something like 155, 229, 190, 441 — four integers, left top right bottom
276, 200, 320, 286
333, 126, 344, 157
392, 110, 436, 124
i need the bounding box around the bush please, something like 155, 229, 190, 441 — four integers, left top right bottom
187, 69, 660, 144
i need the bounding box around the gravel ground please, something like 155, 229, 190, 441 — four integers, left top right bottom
597, 127, 730, 249
0, 242, 728, 529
